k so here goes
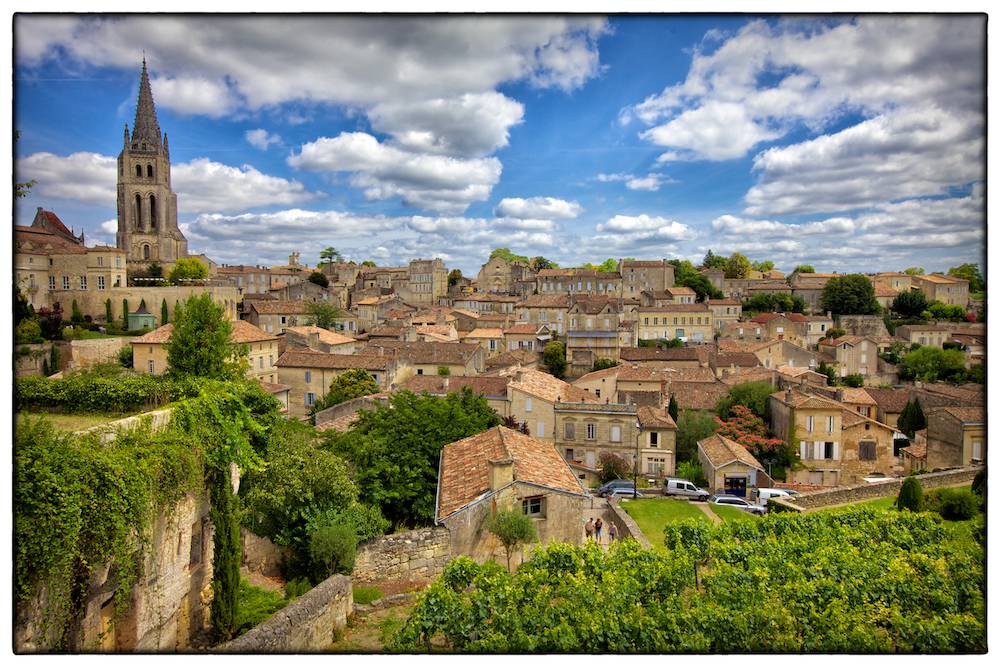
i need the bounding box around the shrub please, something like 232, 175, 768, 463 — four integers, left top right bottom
971, 469, 986, 508
676, 460, 708, 488
598, 451, 631, 483
234, 579, 287, 636
309, 524, 358, 581
929, 488, 979, 521
15, 318, 43, 344
896, 476, 924, 512
284, 577, 312, 600
841, 374, 864, 388
117, 345, 134, 368
353, 586, 384, 605
486, 509, 537, 572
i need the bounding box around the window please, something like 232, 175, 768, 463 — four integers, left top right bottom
824, 442, 836, 459
147, 164, 154, 178
586, 423, 596, 440
564, 422, 575, 440
305, 370, 312, 383
49, 276, 56, 290
98, 276, 106, 290
269, 355, 274, 366
611, 425, 621, 442
79, 276, 87, 290
29, 274, 35, 288
489, 339, 497, 351
305, 392, 317, 407
827, 416, 834, 433
537, 421, 545, 437
417, 368, 424, 375
522, 496, 545, 517
525, 398, 533, 412
807, 415, 814, 433
564, 448, 574, 461
650, 432, 659, 447
135, 164, 142, 178
148, 360, 155, 373
98, 256, 104, 267
62, 276, 70, 290
971, 440, 982, 463
859, 441, 877, 461
258, 357, 264, 369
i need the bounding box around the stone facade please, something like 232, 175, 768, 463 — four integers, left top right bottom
220, 575, 352, 653
353, 527, 452, 584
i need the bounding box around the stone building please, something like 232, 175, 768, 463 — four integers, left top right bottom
911, 273, 970, 307
476, 255, 535, 293
116, 59, 189, 267
131, 320, 279, 382
405, 258, 449, 305
707, 298, 742, 331
697, 433, 766, 497
925, 407, 985, 469
536, 268, 622, 296
637, 303, 714, 343
246, 300, 312, 334
620, 259, 674, 296
362, 340, 485, 380
565, 296, 628, 375
435, 426, 588, 568
514, 293, 570, 334
553, 401, 639, 470
500, 367, 600, 442
769, 387, 845, 486
275, 350, 397, 417
395, 375, 512, 418
838, 409, 898, 484
283, 326, 357, 354
636, 405, 678, 478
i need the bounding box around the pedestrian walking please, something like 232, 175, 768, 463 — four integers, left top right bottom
594, 518, 603, 543
608, 522, 618, 542
585, 517, 595, 541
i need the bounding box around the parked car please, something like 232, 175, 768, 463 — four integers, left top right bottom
596, 479, 634, 497
608, 487, 644, 499
755, 488, 795, 505
708, 494, 767, 515
663, 478, 710, 501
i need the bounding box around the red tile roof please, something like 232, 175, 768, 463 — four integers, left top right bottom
397, 375, 510, 398
698, 434, 764, 471
276, 350, 392, 370
131, 320, 276, 344
437, 426, 587, 520
637, 405, 677, 429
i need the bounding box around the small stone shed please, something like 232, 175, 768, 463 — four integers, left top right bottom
698, 433, 767, 497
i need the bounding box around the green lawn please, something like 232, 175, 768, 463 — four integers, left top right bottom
709, 504, 759, 522
620, 498, 709, 549
18, 411, 122, 433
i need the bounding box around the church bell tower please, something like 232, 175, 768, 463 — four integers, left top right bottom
116, 58, 188, 265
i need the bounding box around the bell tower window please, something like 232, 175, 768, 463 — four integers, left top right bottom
135, 164, 142, 178
149, 195, 157, 229
143, 244, 151, 260
135, 193, 142, 228
147, 164, 154, 178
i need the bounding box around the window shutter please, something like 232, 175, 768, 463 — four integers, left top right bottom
800, 441, 808, 460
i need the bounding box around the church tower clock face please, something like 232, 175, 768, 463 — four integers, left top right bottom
116, 58, 188, 267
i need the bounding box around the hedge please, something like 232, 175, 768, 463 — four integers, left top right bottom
15, 373, 203, 414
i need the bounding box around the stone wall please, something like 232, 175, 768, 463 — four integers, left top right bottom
771, 466, 980, 512
241, 528, 291, 579
838, 314, 889, 338
353, 527, 452, 585
63, 337, 134, 371
75, 407, 175, 443
606, 498, 652, 548
313, 394, 389, 428
220, 575, 352, 653
15, 343, 50, 377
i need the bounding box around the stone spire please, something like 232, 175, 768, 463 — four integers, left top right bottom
131, 57, 162, 150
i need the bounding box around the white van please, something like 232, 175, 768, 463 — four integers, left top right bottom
664, 478, 709, 501
755, 488, 795, 505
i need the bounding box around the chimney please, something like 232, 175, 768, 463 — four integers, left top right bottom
836, 389, 845, 402
443, 377, 449, 390
785, 387, 793, 403
488, 457, 514, 490
308, 331, 320, 350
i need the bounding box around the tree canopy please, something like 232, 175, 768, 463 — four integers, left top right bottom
724, 253, 752, 279
490, 247, 530, 265
676, 409, 719, 462
820, 274, 880, 315
305, 300, 342, 330
448, 269, 463, 287
581, 258, 618, 272
320, 247, 343, 266
744, 292, 806, 314
792, 264, 815, 274
903, 267, 926, 276
891, 289, 929, 318
307, 271, 329, 288
702, 250, 728, 271
167, 258, 207, 284
947, 263, 984, 293
669, 259, 724, 301
310, 369, 380, 415
165, 294, 246, 380
715, 381, 775, 421
529, 256, 559, 271
542, 340, 567, 379
899, 347, 967, 383
751, 260, 775, 272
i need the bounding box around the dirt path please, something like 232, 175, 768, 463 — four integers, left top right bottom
697, 503, 722, 524
329, 600, 416, 652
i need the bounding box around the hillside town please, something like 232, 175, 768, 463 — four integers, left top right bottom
13, 15, 986, 657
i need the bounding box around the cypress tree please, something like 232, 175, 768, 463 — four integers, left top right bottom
105, 298, 113, 324
161, 298, 169, 325
208, 469, 241, 641
122, 299, 130, 329
70, 299, 84, 324
668, 394, 679, 422
896, 476, 924, 512
898, 399, 927, 439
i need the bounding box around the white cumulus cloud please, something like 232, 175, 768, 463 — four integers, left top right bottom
494, 196, 582, 220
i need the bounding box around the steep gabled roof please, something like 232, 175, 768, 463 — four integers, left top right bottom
698, 434, 764, 471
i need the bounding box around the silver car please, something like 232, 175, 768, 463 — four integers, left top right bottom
663, 478, 710, 501
708, 494, 767, 515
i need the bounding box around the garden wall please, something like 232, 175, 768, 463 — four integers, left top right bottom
241, 528, 291, 579
353, 527, 452, 584
312, 394, 389, 429
63, 337, 134, 370
220, 575, 352, 653
606, 498, 651, 548
771, 466, 980, 512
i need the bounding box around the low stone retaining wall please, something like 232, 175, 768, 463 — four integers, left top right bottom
772, 466, 980, 512
220, 574, 352, 653
352, 592, 419, 618
313, 395, 389, 428
606, 498, 652, 549
74, 407, 174, 443
353, 527, 452, 585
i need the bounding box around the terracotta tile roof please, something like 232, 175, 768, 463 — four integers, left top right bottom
243, 292, 277, 301
862, 388, 910, 414
36, 209, 76, 237
276, 350, 392, 370
750, 312, 809, 324
832, 387, 877, 405
257, 380, 291, 394
901, 443, 927, 459
485, 349, 540, 370
504, 323, 544, 335
516, 294, 570, 308
284, 325, 355, 346
618, 365, 717, 383
572, 365, 624, 384
619, 347, 702, 362
840, 409, 898, 433
463, 328, 504, 339
132, 320, 276, 345
415, 324, 457, 337
638, 303, 711, 313
718, 339, 780, 353
769, 387, 844, 411
622, 260, 665, 268
398, 375, 511, 399
664, 286, 696, 296
437, 426, 587, 520
915, 273, 965, 284
698, 434, 764, 471
363, 340, 479, 366
15, 227, 87, 255
920, 383, 984, 405
707, 299, 741, 306
873, 285, 898, 297
250, 300, 311, 315
637, 405, 677, 429
537, 268, 620, 279
570, 295, 621, 314
315, 411, 363, 433
663, 380, 729, 411
939, 407, 985, 424
712, 351, 761, 368
776, 365, 815, 378
819, 335, 868, 347
503, 367, 598, 403
720, 368, 777, 386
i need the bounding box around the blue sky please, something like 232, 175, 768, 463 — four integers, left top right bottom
14, 15, 985, 275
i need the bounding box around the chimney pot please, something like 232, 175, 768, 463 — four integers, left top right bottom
785, 388, 793, 402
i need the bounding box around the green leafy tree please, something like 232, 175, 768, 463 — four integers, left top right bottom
820, 274, 880, 315
160, 298, 169, 325
841, 374, 864, 388
821, 327, 847, 341
744, 292, 806, 314
117, 345, 134, 368
792, 264, 815, 274
437, 366, 451, 376
903, 267, 925, 276
165, 293, 246, 380
897, 399, 927, 439
309, 524, 358, 581
591, 358, 619, 372
927, 301, 967, 322
598, 451, 631, 483
542, 340, 567, 379
751, 260, 775, 272
323, 389, 501, 527
15, 287, 35, 327
361, 260, 376, 267
724, 253, 752, 279
489, 247, 530, 265
448, 269, 463, 287
310, 369, 380, 414
892, 289, 929, 318
529, 256, 558, 271
899, 347, 967, 383
320, 247, 343, 267
668, 395, 679, 422
487, 509, 537, 572
715, 381, 775, 421
595, 258, 618, 272
669, 259, 724, 301
896, 476, 924, 512
702, 250, 728, 270
168, 258, 208, 284
676, 409, 719, 462
676, 460, 708, 487
947, 263, 984, 293
15, 318, 43, 344
307, 271, 329, 288
305, 300, 343, 330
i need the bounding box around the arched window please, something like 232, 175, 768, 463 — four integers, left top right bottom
147, 164, 154, 178
143, 244, 151, 260
135, 193, 143, 228
149, 194, 157, 229
135, 164, 142, 178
